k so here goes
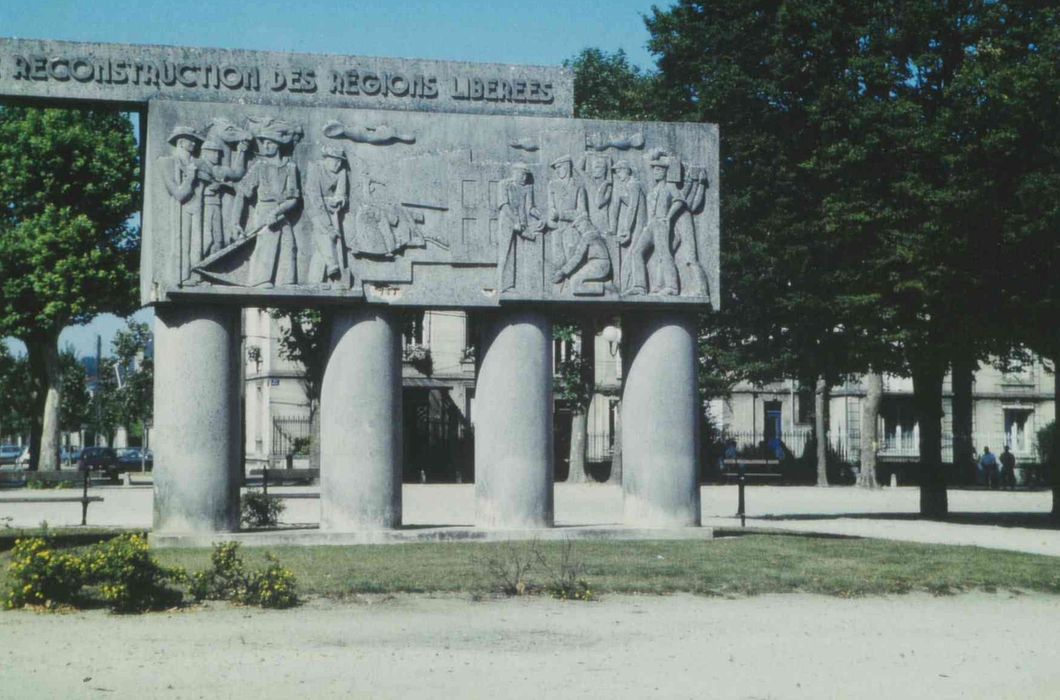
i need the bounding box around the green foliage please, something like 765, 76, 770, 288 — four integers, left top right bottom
552, 323, 592, 411
240, 491, 286, 528
0, 107, 140, 340
4, 537, 84, 609
80, 534, 183, 613
565, 48, 660, 121
269, 309, 328, 406
86, 319, 153, 444
189, 542, 298, 609
0, 344, 33, 440
1037, 422, 1055, 477
58, 347, 89, 433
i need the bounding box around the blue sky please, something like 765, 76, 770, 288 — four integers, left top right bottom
1, 0, 662, 358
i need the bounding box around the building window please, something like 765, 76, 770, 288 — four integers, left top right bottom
764, 401, 782, 442
1004, 408, 1033, 454
881, 399, 917, 453
403, 311, 426, 347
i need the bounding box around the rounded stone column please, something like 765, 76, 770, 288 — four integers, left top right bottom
320, 308, 402, 530
153, 305, 241, 534
475, 310, 554, 528
621, 312, 701, 527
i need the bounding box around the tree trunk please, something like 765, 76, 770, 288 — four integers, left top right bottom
1052, 349, 1060, 522
608, 401, 623, 485
858, 372, 883, 488
567, 409, 589, 483
25, 338, 61, 471
566, 319, 596, 483
815, 376, 829, 486
912, 360, 948, 518
951, 354, 976, 485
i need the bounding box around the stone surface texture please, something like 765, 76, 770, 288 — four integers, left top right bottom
0, 38, 571, 116
319, 308, 403, 530
621, 312, 702, 526
142, 99, 719, 309
152, 305, 241, 533
474, 311, 554, 528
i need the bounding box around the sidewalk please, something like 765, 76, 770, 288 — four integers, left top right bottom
2, 483, 1057, 556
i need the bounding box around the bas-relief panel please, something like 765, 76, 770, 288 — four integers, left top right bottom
144, 100, 720, 309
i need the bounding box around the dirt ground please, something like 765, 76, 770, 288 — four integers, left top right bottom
2, 592, 1058, 699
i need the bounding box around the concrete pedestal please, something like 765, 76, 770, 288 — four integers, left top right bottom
153, 305, 241, 533
320, 308, 402, 530
475, 310, 554, 528
621, 312, 701, 526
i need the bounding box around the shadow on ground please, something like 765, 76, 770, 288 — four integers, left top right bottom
755, 511, 1060, 530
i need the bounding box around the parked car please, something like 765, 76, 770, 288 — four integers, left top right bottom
0, 444, 21, 466
116, 447, 153, 471
78, 447, 119, 477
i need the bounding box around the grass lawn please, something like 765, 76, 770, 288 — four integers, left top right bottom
156, 534, 1060, 598
2, 531, 1058, 600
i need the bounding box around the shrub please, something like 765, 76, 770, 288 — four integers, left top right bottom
190, 542, 298, 608
241, 491, 285, 528
250, 554, 299, 609
4, 537, 84, 609
538, 541, 594, 602
477, 540, 539, 596
81, 534, 184, 612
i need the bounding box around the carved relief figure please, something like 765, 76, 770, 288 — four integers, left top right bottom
580, 153, 612, 233
628, 149, 680, 296
229, 118, 303, 288
546, 154, 588, 275
609, 159, 646, 292
322, 120, 415, 145
351, 180, 425, 258
197, 135, 248, 257
552, 215, 612, 295
305, 144, 350, 288
497, 163, 546, 293
672, 163, 711, 298
158, 125, 204, 283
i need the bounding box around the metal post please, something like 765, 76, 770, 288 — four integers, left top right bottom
81, 469, 89, 526
737, 472, 746, 528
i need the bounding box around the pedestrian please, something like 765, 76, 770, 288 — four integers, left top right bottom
979, 446, 999, 489
999, 445, 1017, 490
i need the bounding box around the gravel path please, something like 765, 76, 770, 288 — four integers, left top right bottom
2, 593, 1058, 699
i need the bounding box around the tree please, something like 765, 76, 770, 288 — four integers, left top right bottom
646, 1, 898, 486
565, 48, 660, 121
980, 4, 1060, 519
554, 322, 594, 483
58, 347, 89, 437
0, 344, 33, 442
0, 107, 140, 469
858, 372, 883, 488
270, 309, 330, 469
112, 321, 153, 444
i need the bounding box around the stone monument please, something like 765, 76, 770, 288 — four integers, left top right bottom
0, 38, 719, 535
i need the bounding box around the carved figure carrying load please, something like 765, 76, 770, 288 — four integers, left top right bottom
497, 163, 546, 293
305, 144, 350, 288
351, 180, 424, 258
229, 118, 303, 288
546, 154, 588, 272
552, 215, 612, 296
158, 125, 204, 283
629, 149, 681, 296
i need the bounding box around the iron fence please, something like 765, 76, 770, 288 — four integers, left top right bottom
272, 415, 311, 457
